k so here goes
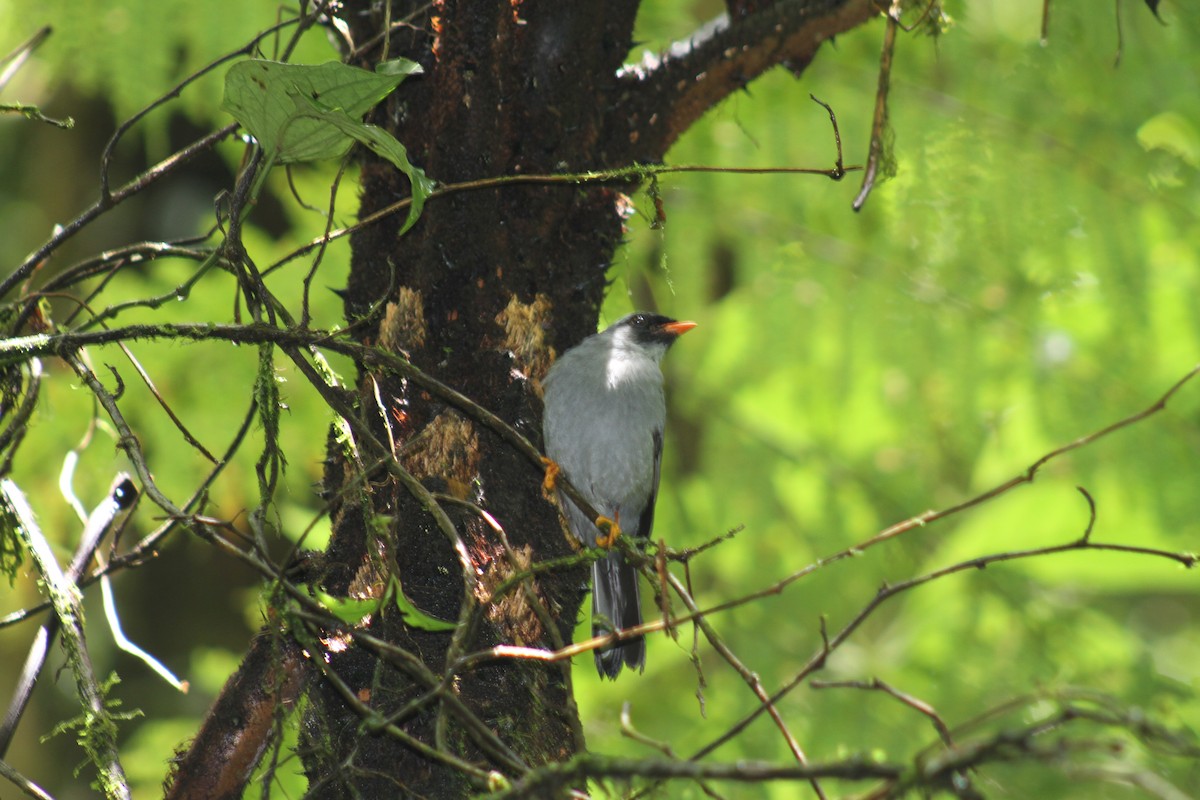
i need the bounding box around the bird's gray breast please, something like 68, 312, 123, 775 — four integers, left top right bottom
543, 340, 665, 543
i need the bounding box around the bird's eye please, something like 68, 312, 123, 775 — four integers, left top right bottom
630, 314, 646, 326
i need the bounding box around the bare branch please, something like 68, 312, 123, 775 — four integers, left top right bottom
855, 363, 1200, 551
614, 0, 877, 157
692, 507, 1197, 762
0, 756, 54, 800
853, 0, 898, 210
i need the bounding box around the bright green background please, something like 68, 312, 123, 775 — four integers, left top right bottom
1, 1, 1197, 797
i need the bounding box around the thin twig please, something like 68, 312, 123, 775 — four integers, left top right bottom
98, 15, 303, 201
853, 0, 899, 211
0, 756, 54, 800
437, 493, 588, 756
664, 571, 826, 800
856, 364, 1200, 550
262, 159, 862, 277
292, 619, 495, 785
1, 124, 238, 302
0, 26, 52, 91
810, 678, 955, 748
691, 491, 1196, 762
809, 95, 846, 179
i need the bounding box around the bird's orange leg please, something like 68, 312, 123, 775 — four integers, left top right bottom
595, 511, 622, 548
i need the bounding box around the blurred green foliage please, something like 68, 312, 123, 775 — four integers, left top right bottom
593, 1, 1200, 796
1, 0, 1197, 797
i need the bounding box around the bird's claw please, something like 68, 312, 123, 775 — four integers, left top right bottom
541, 457, 560, 497
595, 516, 621, 548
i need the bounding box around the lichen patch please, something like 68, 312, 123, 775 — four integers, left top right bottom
379, 287, 428, 354
494, 293, 555, 391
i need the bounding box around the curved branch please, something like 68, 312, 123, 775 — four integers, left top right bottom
162, 632, 305, 800
615, 0, 877, 158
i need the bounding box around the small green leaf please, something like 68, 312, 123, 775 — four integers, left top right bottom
386, 576, 457, 632
375, 59, 424, 79
314, 590, 379, 625
313, 576, 456, 632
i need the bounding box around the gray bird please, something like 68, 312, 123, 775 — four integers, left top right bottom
542, 312, 696, 678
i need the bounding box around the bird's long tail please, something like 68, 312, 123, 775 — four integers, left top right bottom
592, 550, 645, 679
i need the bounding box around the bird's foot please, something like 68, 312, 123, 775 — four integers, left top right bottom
595, 515, 622, 548
541, 457, 560, 497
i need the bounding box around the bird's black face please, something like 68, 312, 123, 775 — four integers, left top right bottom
620, 312, 695, 348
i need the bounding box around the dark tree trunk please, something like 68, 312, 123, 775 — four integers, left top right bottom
296, 1, 875, 795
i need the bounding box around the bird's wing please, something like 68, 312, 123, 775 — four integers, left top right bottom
634, 429, 663, 539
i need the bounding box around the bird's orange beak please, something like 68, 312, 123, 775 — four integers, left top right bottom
662, 320, 697, 336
